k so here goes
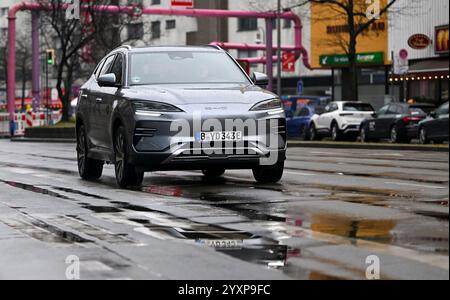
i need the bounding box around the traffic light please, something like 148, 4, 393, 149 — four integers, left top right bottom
46, 49, 55, 65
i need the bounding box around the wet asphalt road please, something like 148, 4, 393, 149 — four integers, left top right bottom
0, 139, 448, 280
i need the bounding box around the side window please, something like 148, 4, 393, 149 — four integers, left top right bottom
94, 60, 105, 79
386, 105, 397, 115
377, 105, 389, 116
99, 55, 116, 77
330, 103, 338, 112
437, 103, 449, 116
110, 54, 124, 84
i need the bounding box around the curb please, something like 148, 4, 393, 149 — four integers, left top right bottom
287, 141, 449, 152
10, 137, 76, 143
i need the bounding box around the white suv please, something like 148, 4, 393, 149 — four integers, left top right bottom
309, 101, 374, 141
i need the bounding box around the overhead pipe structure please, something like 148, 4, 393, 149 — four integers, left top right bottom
7, 2, 310, 136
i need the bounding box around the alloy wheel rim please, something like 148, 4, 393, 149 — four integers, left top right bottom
420, 129, 426, 144
77, 130, 86, 172
115, 132, 125, 181
391, 127, 397, 143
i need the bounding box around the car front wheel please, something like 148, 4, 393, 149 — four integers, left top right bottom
114, 126, 144, 188
77, 124, 103, 180
390, 125, 401, 143
253, 161, 284, 184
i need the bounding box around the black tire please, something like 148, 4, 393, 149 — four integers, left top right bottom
202, 168, 226, 178
114, 126, 144, 188
77, 125, 103, 180
253, 161, 284, 184
419, 127, 430, 145
331, 122, 342, 142
309, 123, 319, 141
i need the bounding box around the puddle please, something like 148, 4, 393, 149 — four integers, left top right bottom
82, 206, 123, 213
0, 179, 76, 201
52, 187, 110, 200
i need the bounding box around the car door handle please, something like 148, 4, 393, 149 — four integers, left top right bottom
81, 94, 88, 99
96, 98, 103, 103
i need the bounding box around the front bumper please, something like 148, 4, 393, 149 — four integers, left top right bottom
127, 110, 287, 172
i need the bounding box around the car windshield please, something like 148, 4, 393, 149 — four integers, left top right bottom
343, 103, 374, 112
129, 51, 250, 85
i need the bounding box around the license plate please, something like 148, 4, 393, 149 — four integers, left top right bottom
197, 131, 243, 142
197, 239, 244, 249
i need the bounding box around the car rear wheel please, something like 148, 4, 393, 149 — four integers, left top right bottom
419, 127, 430, 145
331, 123, 342, 141
253, 161, 284, 184
202, 168, 226, 178
114, 126, 144, 188
77, 125, 103, 180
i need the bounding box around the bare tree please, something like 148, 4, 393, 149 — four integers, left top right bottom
293, 0, 412, 101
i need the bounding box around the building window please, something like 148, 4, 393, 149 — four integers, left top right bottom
0, 8, 8, 17
166, 20, 176, 30
127, 23, 144, 40
151, 0, 161, 5
238, 18, 258, 32
238, 50, 258, 59
283, 19, 292, 29
151, 21, 161, 39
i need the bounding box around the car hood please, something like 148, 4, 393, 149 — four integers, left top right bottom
123, 84, 277, 106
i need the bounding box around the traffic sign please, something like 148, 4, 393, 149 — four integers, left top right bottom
297, 80, 304, 95
282, 52, 296, 73
171, 0, 194, 8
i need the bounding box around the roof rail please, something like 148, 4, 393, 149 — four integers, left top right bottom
204, 44, 222, 50
113, 45, 132, 52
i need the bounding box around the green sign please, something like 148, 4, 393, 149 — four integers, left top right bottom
320, 52, 384, 66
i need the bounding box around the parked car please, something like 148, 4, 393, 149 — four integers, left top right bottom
285, 105, 315, 139
418, 102, 449, 144
282, 96, 330, 139
360, 102, 435, 143
76, 45, 287, 188
309, 101, 375, 141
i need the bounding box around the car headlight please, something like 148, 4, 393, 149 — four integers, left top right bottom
250, 99, 283, 111
132, 101, 183, 113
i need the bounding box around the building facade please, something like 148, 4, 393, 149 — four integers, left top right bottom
389, 0, 449, 106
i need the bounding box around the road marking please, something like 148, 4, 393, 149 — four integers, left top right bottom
285, 171, 316, 176
384, 181, 447, 190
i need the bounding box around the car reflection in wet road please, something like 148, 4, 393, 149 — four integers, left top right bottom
0, 140, 448, 280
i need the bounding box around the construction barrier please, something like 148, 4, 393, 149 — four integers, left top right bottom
0, 113, 10, 137
0, 111, 62, 137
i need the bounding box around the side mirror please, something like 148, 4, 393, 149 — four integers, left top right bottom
98, 73, 120, 88
372, 112, 378, 118
252, 72, 269, 87
430, 111, 437, 118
